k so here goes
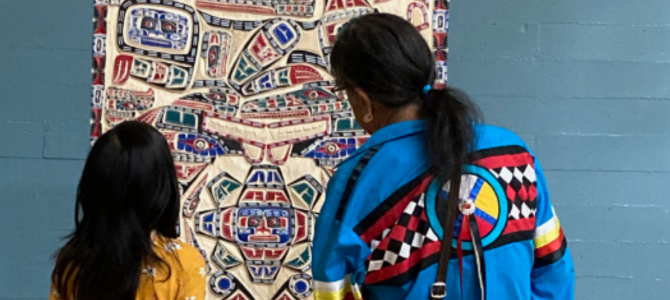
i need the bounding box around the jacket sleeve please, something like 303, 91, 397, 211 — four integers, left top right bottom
313, 172, 369, 300
531, 158, 575, 300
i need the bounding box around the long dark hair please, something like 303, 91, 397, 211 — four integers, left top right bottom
331, 13, 481, 184
52, 121, 180, 300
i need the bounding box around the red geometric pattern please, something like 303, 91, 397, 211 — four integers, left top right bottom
472, 146, 538, 237
92, 0, 445, 297
356, 175, 434, 245
364, 194, 440, 285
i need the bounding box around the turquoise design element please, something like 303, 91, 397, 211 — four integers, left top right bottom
278, 69, 290, 85
285, 247, 311, 270
426, 164, 508, 250
213, 178, 241, 206
164, 109, 197, 128
212, 241, 242, 269
336, 118, 363, 131
291, 182, 316, 206
233, 56, 258, 83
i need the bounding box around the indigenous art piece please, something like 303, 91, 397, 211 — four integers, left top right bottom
91, 0, 449, 298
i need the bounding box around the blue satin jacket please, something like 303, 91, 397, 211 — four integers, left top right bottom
313, 120, 574, 300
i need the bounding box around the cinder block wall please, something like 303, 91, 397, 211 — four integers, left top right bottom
0, 2, 90, 298
0, 0, 665, 299
450, 1, 669, 299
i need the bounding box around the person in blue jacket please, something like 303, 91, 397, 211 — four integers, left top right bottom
313, 13, 574, 300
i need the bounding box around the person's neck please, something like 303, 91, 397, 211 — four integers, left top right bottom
384, 103, 421, 127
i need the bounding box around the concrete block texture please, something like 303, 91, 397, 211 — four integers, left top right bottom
0, 0, 667, 299
450, 0, 670, 298
0, 0, 90, 298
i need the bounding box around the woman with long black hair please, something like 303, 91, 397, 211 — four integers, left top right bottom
50, 121, 206, 300
313, 14, 574, 300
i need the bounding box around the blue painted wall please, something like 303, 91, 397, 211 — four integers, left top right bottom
0, 1, 91, 299
0, 0, 665, 299
449, 0, 670, 299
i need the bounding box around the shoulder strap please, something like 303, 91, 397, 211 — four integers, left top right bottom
431, 173, 461, 299
335, 144, 384, 222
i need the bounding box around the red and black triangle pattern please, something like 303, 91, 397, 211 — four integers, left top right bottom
353, 172, 438, 286
363, 193, 440, 285
471, 145, 538, 246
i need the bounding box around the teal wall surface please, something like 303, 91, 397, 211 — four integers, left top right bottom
0, 0, 666, 299
450, 1, 669, 299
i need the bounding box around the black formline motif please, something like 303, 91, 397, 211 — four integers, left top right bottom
117, 0, 200, 64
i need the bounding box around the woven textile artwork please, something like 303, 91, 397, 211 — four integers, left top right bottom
90, 0, 448, 298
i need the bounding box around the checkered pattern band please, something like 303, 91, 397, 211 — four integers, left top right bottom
365, 194, 439, 273
489, 164, 538, 220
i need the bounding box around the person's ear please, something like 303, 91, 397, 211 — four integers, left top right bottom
353, 87, 374, 123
